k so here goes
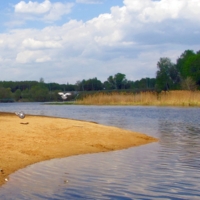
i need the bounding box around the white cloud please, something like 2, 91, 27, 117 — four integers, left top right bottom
0, 40, 4, 46
15, 0, 51, 14
16, 50, 52, 63
124, 0, 200, 23
14, 0, 74, 22
36, 56, 51, 63
44, 2, 74, 21
22, 38, 62, 50
1, 0, 200, 83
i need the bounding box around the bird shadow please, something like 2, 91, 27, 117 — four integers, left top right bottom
20, 122, 29, 125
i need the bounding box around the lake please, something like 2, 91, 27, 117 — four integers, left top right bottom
0, 103, 200, 199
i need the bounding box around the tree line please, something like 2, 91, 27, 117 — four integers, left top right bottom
0, 76, 156, 102
0, 49, 199, 102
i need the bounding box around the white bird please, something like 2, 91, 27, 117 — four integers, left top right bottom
15, 111, 25, 119
58, 92, 71, 100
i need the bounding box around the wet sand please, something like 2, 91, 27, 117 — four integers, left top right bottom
0, 112, 158, 186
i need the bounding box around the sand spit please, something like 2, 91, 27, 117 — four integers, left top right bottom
0, 112, 158, 186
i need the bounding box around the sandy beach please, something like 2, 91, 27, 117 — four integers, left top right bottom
0, 112, 158, 186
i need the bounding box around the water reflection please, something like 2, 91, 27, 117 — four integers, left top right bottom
0, 103, 200, 199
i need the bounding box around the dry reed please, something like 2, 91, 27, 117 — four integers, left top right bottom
76, 90, 200, 106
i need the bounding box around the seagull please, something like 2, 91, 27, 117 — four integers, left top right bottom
15, 111, 25, 119
58, 92, 71, 100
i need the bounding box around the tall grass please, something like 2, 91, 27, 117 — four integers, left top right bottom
76, 90, 200, 106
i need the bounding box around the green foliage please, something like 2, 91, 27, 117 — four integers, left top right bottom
133, 78, 156, 90
104, 73, 127, 89
14, 89, 21, 101
103, 80, 114, 90
0, 87, 12, 99
174, 49, 200, 88
183, 53, 200, 85
106, 75, 116, 89
114, 73, 127, 89
21, 89, 31, 101
85, 78, 103, 91
30, 84, 49, 102
156, 57, 180, 91
75, 78, 103, 91
75, 80, 84, 91
176, 50, 196, 79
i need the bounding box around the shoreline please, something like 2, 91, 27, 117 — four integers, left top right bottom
45, 102, 200, 107
0, 112, 158, 186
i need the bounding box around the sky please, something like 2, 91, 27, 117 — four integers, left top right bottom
0, 0, 200, 84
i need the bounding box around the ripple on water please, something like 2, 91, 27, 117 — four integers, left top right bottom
0, 143, 200, 199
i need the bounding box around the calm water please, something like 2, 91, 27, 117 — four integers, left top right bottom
0, 103, 200, 199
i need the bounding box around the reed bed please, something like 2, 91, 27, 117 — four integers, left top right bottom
76, 90, 200, 106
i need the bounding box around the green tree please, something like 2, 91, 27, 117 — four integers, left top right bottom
183, 53, 200, 85
107, 75, 116, 89
84, 78, 103, 91
114, 73, 127, 89
156, 57, 179, 91
14, 89, 21, 101
176, 50, 196, 79
21, 89, 31, 101
103, 80, 113, 90
75, 80, 85, 91
0, 87, 13, 101
30, 84, 49, 102
104, 73, 127, 90
125, 80, 134, 89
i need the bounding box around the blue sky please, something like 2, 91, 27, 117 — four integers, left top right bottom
0, 0, 200, 84
0, 0, 124, 30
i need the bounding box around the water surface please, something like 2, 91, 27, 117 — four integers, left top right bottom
0, 103, 200, 199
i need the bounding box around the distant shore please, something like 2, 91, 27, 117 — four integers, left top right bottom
0, 112, 157, 186
43, 90, 200, 107
76, 90, 200, 106
1, 90, 200, 107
